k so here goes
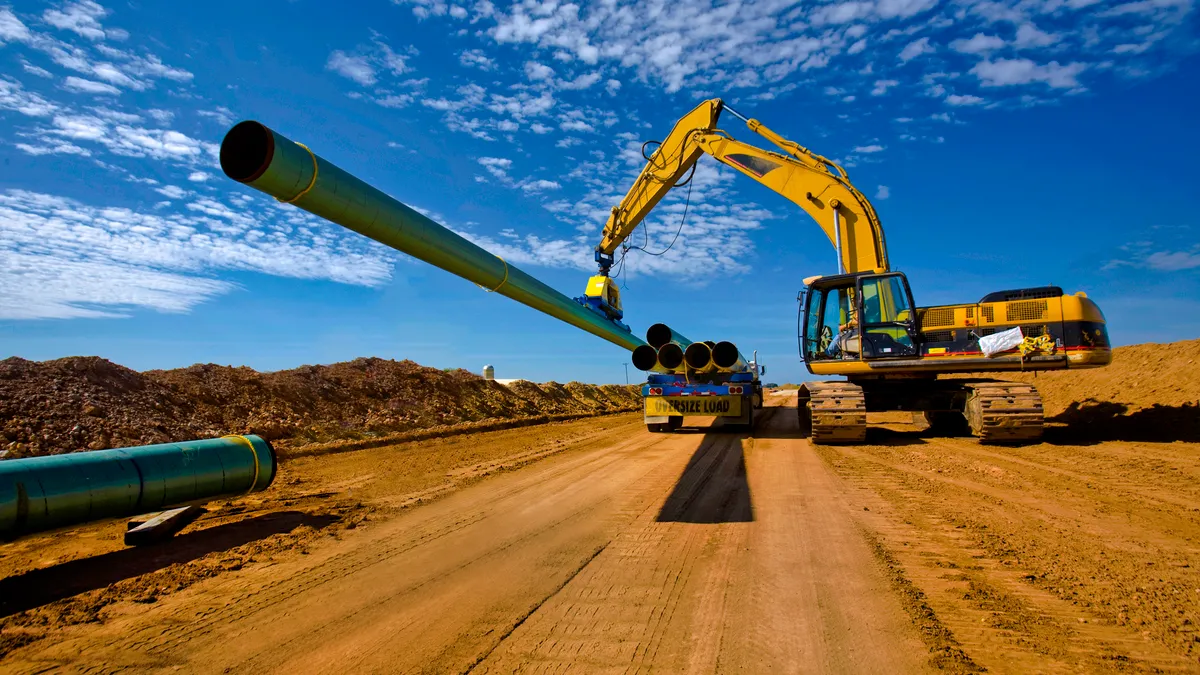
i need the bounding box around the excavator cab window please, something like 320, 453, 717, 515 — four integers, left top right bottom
800, 280, 860, 361
855, 274, 919, 358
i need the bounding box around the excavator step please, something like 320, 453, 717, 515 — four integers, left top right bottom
964, 381, 1045, 444
800, 381, 866, 444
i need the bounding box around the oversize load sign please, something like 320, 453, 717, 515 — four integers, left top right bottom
645, 396, 742, 417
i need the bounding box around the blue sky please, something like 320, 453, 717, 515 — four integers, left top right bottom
0, 0, 1197, 385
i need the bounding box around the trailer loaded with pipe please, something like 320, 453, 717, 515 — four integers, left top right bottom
636, 324, 764, 432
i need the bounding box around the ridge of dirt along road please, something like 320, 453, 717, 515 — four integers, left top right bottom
4, 391, 1200, 673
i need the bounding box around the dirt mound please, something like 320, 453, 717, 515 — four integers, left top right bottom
0, 356, 640, 458
999, 338, 1200, 442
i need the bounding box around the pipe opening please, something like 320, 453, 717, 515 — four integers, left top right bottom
712, 341, 741, 369
657, 343, 684, 370
646, 323, 674, 349
684, 342, 712, 370
632, 345, 659, 371
220, 121, 275, 183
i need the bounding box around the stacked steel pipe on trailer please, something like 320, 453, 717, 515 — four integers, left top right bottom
219, 121, 646, 353
684, 342, 716, 372
0, 435, 276, 541
657, 343, 685, 371
632, 345, 660, 371
712, 341, 750, 372
645, 323, 692, 349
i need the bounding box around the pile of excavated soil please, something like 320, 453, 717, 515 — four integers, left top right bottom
998, 338, 1200, 442
0, 356, 639, 458
1001, 338, 1200, 415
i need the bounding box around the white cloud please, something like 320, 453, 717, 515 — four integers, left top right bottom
197, 106, 235, 126
0, 7, 32, 43
871, 79, 899, 95
0, 190, 394, 320
946, 93, 985, 105
875, 185, 890, 200
23, 112, 218, 165
459, 48, 495, 70
898, 37, 934, 63
525, 60, 555, 80
0, 78, 59, 116
1144, 251, 1200, 271
560, 119, 593, 132
22, 62, 53, 78
147, 108, 174, 124
14, 139, 90, 156
520, 179, 561, 193
1105, 242, 1200, 272
854, 144, 885, 153
1014, 23, 1058, 49
557, 72, 602, 90
326, 50, 376, 85
62, 75, 120, 95
555, 137, 582, 148
951, 33, 1005, 54
187, 171, 211, 182
477, 156, 512, 180
43, 1, 122, 42
605, 79, 621, 95
972, 58, 1086, 88
155, 185, 187, 199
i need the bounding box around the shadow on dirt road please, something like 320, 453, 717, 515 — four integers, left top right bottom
0, 511, 338, 617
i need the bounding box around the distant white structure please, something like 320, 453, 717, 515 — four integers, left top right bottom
483, 364, 495, 380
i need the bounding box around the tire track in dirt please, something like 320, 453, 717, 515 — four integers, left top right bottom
816, 436, 1200, 672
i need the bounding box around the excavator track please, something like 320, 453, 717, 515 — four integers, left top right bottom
799, 382, 866, 444
963, 381, 1045, 444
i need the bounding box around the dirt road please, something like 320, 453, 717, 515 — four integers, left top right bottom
3, 393, 1199, 673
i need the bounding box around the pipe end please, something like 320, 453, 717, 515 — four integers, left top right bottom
657, 343, 684, 371
712, 341, 741, 369
646, 323, 674, 349
220, 121, 275, 183
632, 345, 659, 372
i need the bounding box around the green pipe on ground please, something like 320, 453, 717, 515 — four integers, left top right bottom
219, 122, 646, 353
0, 436, 276, 541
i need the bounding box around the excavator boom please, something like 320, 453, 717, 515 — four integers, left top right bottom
596, 98, 888, 276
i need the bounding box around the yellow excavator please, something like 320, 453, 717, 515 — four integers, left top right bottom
586, 98, 1111, 443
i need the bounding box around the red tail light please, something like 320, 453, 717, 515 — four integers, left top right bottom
729, 386, 744, 395
649, 387, 663, 395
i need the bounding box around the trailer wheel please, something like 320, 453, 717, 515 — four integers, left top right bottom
647, 423, 664, 433
667, 416, 683, 431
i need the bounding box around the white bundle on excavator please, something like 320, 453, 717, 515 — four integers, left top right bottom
979, 326, 1024, 357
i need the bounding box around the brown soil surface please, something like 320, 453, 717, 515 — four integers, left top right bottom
0, 356, 638, 458
3, 339, 1200, 672
996, 339, 1200, 443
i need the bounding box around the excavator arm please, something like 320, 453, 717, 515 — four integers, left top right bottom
596, 98, 889, 276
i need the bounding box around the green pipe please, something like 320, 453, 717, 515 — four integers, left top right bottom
684, 342, 717, 372
1, 435, 276, 540
712, 341, 750, 373
219, 122, 646, 352
632, 345, 660, 371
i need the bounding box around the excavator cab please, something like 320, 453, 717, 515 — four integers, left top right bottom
799, 273, 919, 362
